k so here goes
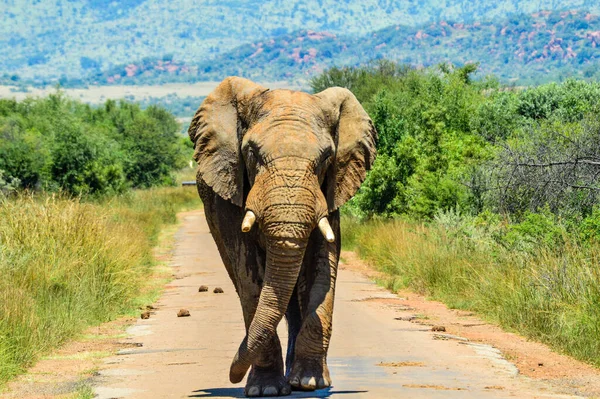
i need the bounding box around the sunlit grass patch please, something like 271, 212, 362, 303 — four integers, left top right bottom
0, 186, 200, 385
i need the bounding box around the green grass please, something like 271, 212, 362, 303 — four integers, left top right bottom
0, 185, 200, 385
342, 215, 600, 367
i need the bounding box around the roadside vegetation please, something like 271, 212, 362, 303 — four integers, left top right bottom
0, 94, 200, 385
0, 92, 192, 196
314, 61, 600, 366
0, 187, 200, 384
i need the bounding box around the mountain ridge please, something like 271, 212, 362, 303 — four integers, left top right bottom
2, 0, 600, 82
81, 10, 600, 86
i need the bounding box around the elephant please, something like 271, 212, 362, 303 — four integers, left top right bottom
188, 77, 377, 397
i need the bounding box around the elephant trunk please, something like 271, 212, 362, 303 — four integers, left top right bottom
230, 164, 328, 383
229, 236, 307, 383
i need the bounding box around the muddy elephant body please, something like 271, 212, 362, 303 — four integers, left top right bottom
189, 77, 377, 397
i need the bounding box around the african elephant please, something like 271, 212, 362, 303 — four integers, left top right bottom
188, 77, 377, 397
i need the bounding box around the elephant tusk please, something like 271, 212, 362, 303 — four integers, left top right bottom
318, 217, 335, 243
241, 211, 256, 232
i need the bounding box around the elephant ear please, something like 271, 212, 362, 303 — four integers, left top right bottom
188, 77, 267, 207
316, 87, 378, 211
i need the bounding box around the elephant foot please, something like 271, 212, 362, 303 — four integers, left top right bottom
288, 357, 331, 391
245, 365, 291, 397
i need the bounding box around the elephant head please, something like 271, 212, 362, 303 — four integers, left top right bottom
188, 77, 377, 383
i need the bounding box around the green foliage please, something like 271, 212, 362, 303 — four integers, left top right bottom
502, 210, 567, 251
469, 90, 520, 142
579, 207, 600, 241
309, 60, 411, 103
136, 94, 205, 118
331, 63, 492, 218
0, 115, 50, 189
315, 63, 600, 221
0, 93, 190, 196
0, 170, 20, 195
51, 122, 126, 195
117, 106, 185, 188
516, 79, 600, 121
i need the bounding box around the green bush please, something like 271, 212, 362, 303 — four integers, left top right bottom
0, 114, 51, 189
313, 63, 600, 222
470, 90, 521, 142
0, 94, 191, 196
516, 79, 600, 122
327, 63, 493, 218
501, 210, 567, 251
51, 123, 126, 195
118, 108, 185, 188
578, 208, 600, 241
310, 60, 411, 104
0, 170, 20, 195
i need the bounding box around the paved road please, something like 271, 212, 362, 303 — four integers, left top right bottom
93, 210, 580, 399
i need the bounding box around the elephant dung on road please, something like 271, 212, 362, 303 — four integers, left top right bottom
188, 77, 377, 397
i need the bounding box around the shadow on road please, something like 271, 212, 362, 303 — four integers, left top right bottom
189, 387, 367, 398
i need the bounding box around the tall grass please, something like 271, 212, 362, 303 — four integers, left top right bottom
0, 186, 200, 384
342, 214, 600, 366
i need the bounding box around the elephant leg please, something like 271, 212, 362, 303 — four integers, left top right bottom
198, 180, 289, 397
238, 282, 290, 397
284, 286, 302, 376
288, 213, 340, 391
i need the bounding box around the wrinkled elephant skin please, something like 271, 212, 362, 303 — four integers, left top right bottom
188, 77, 377, 397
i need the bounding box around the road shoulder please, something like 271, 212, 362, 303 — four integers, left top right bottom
0, 217, 184, 399
340, 250, 600, 398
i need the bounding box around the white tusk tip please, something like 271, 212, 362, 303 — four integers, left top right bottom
318, 217, 335, 243
241, 211, 256, 233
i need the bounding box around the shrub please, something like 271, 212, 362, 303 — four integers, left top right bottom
51, 123, 126, 195
0, 94, 190, 196
311, 63, 600, 222
0, 115, 51, 189
337, 64, 492, 218
0, 170, 20, 195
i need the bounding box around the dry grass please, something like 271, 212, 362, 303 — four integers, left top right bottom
0, 186, 200, 384
342, 216, 600, 367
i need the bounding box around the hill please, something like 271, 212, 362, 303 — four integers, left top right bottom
83, 10, 600, 86
2, 0, 600, 83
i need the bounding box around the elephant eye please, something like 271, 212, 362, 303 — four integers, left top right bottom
245, 147, 256, 163
316, 148, 333, 177
319, 148, 333, 165
244, 144, 261, 170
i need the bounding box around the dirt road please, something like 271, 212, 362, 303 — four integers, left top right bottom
92, 210, 583, 399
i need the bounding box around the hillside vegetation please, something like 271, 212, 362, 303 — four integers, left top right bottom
80, 10, 600, 87
2, 1, 600, 84
321, 62, 600, 366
